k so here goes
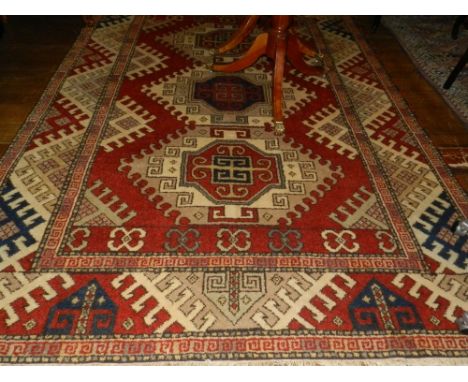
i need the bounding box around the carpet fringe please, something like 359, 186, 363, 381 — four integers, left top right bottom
5, 357, 468, 366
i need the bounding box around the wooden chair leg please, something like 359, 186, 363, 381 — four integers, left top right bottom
372, 16, 382, 33
212, 33, 268, 72
451, 16, 466, 40
443, 48, 468, 90
217, 16, 260, 54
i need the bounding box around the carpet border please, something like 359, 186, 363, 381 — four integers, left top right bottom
0, 331, 466, 364
307, 17, 428, 272
33, 16, 147, 271
2, 358, 468, 366
343, 16, 467, 217
0, 16, 467, 365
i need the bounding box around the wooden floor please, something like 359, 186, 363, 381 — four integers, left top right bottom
0, 16, 467, 190
353, 17, 468, 191
0, 16, 83, 157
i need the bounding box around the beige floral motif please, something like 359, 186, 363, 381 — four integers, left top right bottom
107, 228, 146, 251
321, 229, 360, 253
216, 229, 251, 252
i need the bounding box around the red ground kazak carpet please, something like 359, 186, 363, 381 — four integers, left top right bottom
0, 16, 467, 364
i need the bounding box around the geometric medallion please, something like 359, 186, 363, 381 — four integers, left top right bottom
160, 22, 258, 65
193, 76, 265, 112
142, 67, 314, 126
120, 125, 343, 225
181, 140, 284, 204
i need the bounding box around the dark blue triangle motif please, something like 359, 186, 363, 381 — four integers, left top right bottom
349, 279, 424, 331
44, 280, 117, 335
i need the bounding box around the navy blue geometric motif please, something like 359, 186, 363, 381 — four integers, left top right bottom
213, 156, 252, 184
44, 280, 117, 335
194, 76, 265, 111
413, 191, 467, 270
349, 279, 424, 331
0, 179, 45, 256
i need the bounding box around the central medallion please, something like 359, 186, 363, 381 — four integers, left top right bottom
119, 126, 343, 225
142, 66, 315, 126
181, 141, 284, 204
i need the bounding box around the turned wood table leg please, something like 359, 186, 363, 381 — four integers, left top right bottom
212, 16, 324, 134
212, 33, 268, 72
287, 34, 323, 76
270, 16, 289, 135
443, 48, 468, 90
216, 16, 260, 54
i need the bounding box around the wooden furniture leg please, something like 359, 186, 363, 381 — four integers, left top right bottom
212, 33, 267, 73
372, 16, 382, 33
443, 48, 468, 90
270, 16, 289, 134
287, 34, 323, 76
212, 16, 324, 135
451, 16, 466, 40
216, 16, 260, 54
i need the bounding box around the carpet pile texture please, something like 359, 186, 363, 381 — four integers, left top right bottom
0, 16, 467, 364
